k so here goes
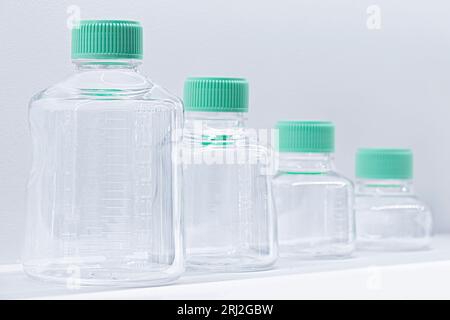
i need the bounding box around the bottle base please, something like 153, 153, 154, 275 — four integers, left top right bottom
23, 260, 182, 288
357, 237, 431, 252
279, 241, 355, 260
187, 254, 276, 273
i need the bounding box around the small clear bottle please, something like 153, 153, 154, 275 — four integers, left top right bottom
272, 121, 355, 258
24, 20, 183, 286
355, 148, 432, 251
182, 77, 277, 272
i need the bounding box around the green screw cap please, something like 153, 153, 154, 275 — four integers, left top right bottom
276, 121, 335, 153
183, 77, 249, 112
356, 148, 413, 180
72, 20, 143, 60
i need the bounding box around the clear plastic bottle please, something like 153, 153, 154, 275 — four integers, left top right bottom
355, 148, 432, 251
272, 121, 355, 258
24, 20, 183, 286
181, 77, 277, 272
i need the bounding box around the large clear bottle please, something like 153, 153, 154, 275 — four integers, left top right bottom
182, 77, 277, 272
272, 121, 355, 258
24, 20, 183, 286
355, 148, 432, 251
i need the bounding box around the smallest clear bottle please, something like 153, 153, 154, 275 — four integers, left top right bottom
355, 148, 433, 251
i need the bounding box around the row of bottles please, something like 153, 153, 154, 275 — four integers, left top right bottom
23, 20, 432, 287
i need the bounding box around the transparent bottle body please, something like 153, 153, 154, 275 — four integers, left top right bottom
355, 179, 432, 251
272, 153, 355, 259
24, 60, 183, 286
182, 112, 277, 272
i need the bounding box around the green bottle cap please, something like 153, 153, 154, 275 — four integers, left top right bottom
72, 20, 143, 60
183, 77, 249, 112
356, 148, 413, 180
276, 121, 335, 153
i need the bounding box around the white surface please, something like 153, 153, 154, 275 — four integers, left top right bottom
2, 0, 450, 264
2, 235, 450, 300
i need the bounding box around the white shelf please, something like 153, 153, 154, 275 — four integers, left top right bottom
3, 235, 450, 299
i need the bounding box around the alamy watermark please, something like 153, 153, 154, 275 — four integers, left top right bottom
367, 5, 382, 30
173, 126, 279, 176
66, 5, 81, 29
366, 266, 383, 291
66, 265, 81, 290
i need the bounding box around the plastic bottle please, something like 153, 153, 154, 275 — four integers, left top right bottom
24, 20, 183, 286
355, 148, 432, 251
182, 77, 277, 272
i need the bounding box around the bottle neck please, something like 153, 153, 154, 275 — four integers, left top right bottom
355, 178, 414, 195
73, 59, 141, 71
184, 111, 248, 145
185, 111, 247, 127
278, 152, 335, 174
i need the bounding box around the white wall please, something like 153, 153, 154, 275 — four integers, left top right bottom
1, 0, 449, 263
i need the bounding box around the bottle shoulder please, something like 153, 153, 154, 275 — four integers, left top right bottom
183, 128, 272, 151
182, 136, 273, 161
29, 69, 182, 110
356, 193, 430, 212
273, 170, 353, 187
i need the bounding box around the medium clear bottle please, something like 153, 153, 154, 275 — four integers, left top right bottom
182, 77, 277, 272
24, 20, 183, 286
272, 121, 355, 258
355, 149, 432, 251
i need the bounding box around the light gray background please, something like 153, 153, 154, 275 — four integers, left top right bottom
1, 0, 449, 263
